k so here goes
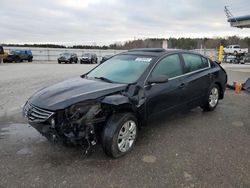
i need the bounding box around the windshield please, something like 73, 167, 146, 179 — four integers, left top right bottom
62, 53, 70, 56
82, 53, 91, 57
87, 55, 153, 84
10, 51, 17, 55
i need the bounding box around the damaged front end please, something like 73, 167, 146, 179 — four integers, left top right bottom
23, 101, 106, 152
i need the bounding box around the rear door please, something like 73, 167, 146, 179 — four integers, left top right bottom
180, 53, 211, 108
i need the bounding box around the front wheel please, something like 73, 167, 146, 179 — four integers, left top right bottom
201, 84, 220, 111
102, 113, 138, 158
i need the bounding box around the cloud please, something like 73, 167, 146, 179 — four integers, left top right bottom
0, 0, 249, 45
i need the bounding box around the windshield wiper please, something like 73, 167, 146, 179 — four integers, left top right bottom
94, 77, 113, 83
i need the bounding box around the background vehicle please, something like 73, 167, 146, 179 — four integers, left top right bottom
23, 48, 227, 158
3, 50, 33, 63
100, 55, 113, 64
244, 53, 250, 63
223, 55, 235, 63
58, 53, 78, 64
0, 46, 7, 63
0, 46, 4, 54
224, 45, 248, 55
80, 53, 98, 64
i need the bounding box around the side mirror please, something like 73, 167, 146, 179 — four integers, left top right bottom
147, 75, 169, 84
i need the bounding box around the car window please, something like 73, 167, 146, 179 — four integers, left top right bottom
151, 54, 183, 78
182, 53, 209, 73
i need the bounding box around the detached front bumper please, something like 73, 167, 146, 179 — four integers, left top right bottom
23, 101, 104, 146
23, 102, 62, 142
30, 121, 64, 143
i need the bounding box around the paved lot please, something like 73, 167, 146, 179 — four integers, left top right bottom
221, 63, 250, 85
0, 63, 250, 188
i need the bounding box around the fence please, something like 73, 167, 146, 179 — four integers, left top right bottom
3, 46, 218, 62
192, 49, 218, 61
3, 46, 126, 62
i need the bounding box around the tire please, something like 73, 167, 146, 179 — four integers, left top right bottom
28, 58, 32, 62
58, 61, 61, 64
201, 84, 220, 111
15, 57, 21, 63
102, 113, 138, 158
69, 59, 72, 64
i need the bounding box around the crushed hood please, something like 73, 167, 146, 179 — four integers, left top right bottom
29, 77, 127, 110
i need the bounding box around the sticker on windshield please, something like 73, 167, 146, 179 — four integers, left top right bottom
135, 57, 152, 62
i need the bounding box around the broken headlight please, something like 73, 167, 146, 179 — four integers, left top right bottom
66, 102, 101, 121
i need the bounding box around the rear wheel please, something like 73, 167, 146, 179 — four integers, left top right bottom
102, 113, 138, 158
58, 60, 61, 64
201, 84, 220, 111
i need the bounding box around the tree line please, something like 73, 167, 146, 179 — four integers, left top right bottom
2, 36, 250, 50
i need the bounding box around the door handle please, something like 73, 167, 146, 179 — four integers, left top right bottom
207, 73, 213, 78
178, 83, 186, 88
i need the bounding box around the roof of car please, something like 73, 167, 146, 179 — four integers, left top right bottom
122, 48, 191, 57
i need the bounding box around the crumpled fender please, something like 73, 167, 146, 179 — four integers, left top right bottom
101, 94, 131, 105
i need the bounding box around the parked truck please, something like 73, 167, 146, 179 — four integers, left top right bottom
3, 50, 33, 63
223, 45, 248, 55
0, 46, 8, 63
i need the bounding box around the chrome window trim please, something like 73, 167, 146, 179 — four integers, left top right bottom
144, 53, 211, 86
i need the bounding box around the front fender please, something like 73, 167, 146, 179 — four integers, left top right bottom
101, 94, 130, 106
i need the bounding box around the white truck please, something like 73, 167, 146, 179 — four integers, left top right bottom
224, 45, 248, 55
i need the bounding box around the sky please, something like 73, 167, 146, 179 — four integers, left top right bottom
0, 0, 249, 45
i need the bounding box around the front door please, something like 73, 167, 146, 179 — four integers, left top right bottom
144, 54, 186, 119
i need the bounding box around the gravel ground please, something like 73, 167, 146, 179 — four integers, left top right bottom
0, 62, 250, 188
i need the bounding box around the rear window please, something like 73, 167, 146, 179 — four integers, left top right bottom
182, 54, 209, 73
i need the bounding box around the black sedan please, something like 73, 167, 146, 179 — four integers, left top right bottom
58, 53, 78, 64
23, 48, 227, 158
80, 53, 98, 64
